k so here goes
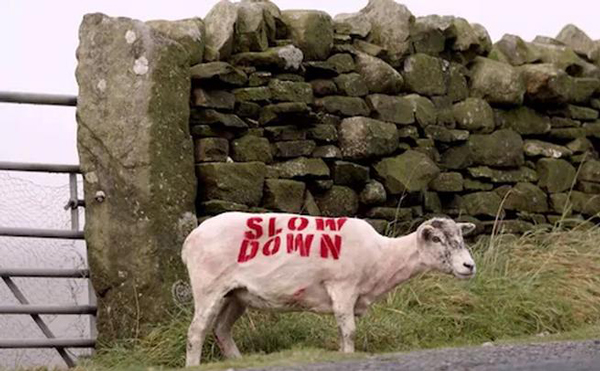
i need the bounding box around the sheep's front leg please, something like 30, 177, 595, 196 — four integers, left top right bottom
326, 283, 358, 353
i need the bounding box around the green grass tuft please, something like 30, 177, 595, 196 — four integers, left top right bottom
86, 224, 600, 370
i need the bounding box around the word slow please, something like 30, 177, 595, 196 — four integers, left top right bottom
237, 216, 348, 263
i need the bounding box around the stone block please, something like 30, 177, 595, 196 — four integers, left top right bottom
333, 12, 371, 37
192, 88, 235, 110
147, 18, 205, 65
462, 192, 503, 217
315, 96, 370, 117
468, 129, 524, 168
234, 2, 269, 53
272, 140, 316, 158
579, 160, 600, 183
264, 125, 307, 141
447, 63, 469, 102
312, 145, 342, 159
496, 107, 551, 135
402, 53, 447, 96
429, 172, 464, 192
366, 94, 413, 124
469, 57, 525, 105
231, 135, 273, 163
404, 94, 437, 127
308, 125, 338, 143
355, 53, 404, 94
425, 126, 469, 143
233, 86, 272, 102
339, 116, 399, 160
360, 0, 413, 66
467, 166, 538, 183
281, 10, 333, 60
229, 45, 304, 71
333, 161, 370, 186
204, 0, 238, 61
196, 162, 266, 206
268, 79, 314, 103
310, 79, 338, 96
537, 158, 576, 193
190, 61, 248, 86
274, 157, 330, 179
503, 182, 548, 213
314, 186, 359, 216
263, 179, 306, 213
489, 34, 539, 66
334, 73, 369, 97
259, 102, 311, 126
523, 140, 572, 159
327, 53, 356, 73
359, 180, 387, 206
194, 137, 229, 162
373, 150, 440, 194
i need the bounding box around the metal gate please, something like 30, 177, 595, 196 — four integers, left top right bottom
0, 91, 96, 368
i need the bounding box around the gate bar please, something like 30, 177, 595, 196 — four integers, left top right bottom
0, 269, 90, 278
0, 227, 84, 240
0, 305, 96, 315
0, 339, 95, 349
0, 91, 77, 106
0, 161, 80, 173
2, 276, 77, 367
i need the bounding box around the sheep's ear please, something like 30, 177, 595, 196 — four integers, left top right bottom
458, 222, 476, 235
420, 225, 435, 242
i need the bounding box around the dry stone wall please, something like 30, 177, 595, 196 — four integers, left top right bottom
76, 0, 600, 343
190, 0, 600, 236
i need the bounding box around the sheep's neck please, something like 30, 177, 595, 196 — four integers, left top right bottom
368, 233, 428, 300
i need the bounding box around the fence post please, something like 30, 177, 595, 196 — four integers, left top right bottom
68, 173, 98, 346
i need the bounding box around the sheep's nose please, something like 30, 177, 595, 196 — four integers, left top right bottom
463, 262, 475, 271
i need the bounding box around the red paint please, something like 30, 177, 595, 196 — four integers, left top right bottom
262, 236, 281, 256
320, 234, 342, 260
293, 288, 306, 298
268, 217, 282, 237
336, 218, 348, 231
238, 239, 259, 262
316, 217, 347, 231
237, 216, 345, 263
288, 217, 309, 231
286, 233, 314, 256
245, 217, 263, 239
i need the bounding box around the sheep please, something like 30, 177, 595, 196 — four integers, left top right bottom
182, 212, 476, 366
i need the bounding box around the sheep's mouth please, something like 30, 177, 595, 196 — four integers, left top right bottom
454, 271, 475, 279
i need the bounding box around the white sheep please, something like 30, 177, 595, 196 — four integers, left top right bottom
182, 212, 476, 366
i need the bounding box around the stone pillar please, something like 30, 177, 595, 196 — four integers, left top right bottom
76, 13, 198, 341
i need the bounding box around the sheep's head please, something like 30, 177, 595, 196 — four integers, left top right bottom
416, 218, 476, 279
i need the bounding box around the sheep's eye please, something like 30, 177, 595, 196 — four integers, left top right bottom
431, 236, 442, 243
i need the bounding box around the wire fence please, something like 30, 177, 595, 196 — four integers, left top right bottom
0, 170, 92, 369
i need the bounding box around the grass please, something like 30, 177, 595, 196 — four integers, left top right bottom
81, 221, 600, 370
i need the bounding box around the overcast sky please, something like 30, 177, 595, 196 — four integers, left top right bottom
1, 0, 599, 166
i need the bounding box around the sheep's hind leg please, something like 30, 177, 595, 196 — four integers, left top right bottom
214, 297, 246, 359
326, 283, 358, 353
186, 292, 227, 367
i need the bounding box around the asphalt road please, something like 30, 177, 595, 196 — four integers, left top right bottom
248, 339, 600, 371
